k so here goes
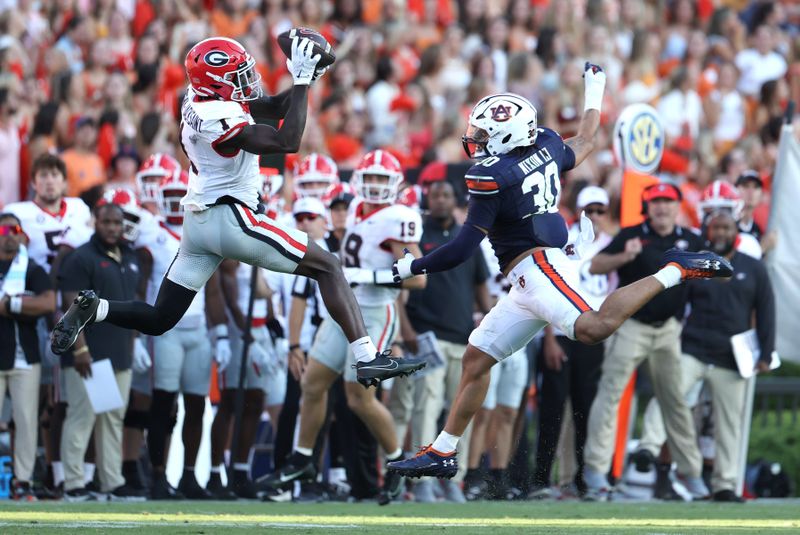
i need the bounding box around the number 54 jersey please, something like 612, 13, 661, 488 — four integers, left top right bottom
464, 127, 577, 273
341, 200, 422, 307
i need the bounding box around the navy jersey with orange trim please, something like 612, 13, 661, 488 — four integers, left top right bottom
464, 127, 576, 271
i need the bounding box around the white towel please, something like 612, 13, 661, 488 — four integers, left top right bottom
1, 243, 27, 296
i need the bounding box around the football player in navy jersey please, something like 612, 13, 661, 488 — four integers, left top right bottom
387, 63, 734, 479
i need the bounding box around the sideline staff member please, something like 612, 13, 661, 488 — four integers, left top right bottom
58, 203, 143, 501
0, 213, 56, 500
638, 210, 776, 502
583, 183, 707, 499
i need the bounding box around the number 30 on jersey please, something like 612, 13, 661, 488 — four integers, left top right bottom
521, 160, 560, 214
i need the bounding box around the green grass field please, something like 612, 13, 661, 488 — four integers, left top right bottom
0, 500, 798, 534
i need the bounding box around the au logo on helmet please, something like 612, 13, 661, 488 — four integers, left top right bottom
613, 103, 665, 174
491, 104, 513, 122
204, 50, 230, 67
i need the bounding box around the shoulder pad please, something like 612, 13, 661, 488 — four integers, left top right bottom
465, 162, 501, 196
190, 99, 250, 122
65, 197, 91, 217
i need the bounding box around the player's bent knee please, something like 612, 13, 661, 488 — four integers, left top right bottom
300, 373, 327, 401
495, 406, 517, 425
462, 345, 496, 383
573, 311, 608, 346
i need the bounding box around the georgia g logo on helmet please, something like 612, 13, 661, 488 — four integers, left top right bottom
204, 50, 230, 67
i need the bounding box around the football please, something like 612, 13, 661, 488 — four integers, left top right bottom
277, 27, 336, 70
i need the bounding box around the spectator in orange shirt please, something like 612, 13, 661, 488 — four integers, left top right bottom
62, 117, 106, 198
210, 0, 257, 39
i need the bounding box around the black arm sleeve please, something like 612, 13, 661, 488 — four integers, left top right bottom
248, 88, 292, 120
410, 224, 486, 275
222, 85, 309, 154
754, 262, 777, 362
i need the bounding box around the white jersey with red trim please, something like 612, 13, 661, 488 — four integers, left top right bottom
135, 212, 205, 325
341, 200, 422, 307
5, 198, 92, 271
179, 88, 260, 211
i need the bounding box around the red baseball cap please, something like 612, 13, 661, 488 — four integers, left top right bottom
642, 183, 680, 202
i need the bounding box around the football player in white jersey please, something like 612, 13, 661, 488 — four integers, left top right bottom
52, 36, 424, 386
5, 154, 92, 272
208, 258, 278, 500
263, 150, 426, 504
4, 153, 92, 494
134, 173, 229, 499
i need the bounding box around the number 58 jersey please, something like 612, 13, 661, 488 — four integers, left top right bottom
341, 200, 422, 307
464, 127, 577, 273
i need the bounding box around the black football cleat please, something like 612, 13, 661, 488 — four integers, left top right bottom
354, 350, 426, 388
387, 445, 458, 479
378, 466, 406, 505
51, 290, 100, 354
660, 249, 733, 280
258, 452, 316, 490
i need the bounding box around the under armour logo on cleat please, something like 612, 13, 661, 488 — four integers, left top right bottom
442, 459, 455, 466
700, 260, 720, 270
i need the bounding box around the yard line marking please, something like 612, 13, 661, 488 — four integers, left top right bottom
0, 512, 797, 529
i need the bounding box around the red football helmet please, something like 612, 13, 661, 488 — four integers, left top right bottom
698, 179, 743, 222
136, 153, 181, 205
294, 153, 339, 199
157, 170, 189, 225
185, 37, 262, 102
98, 187, 142, 242
397, 184, 422, 211
352, 150, 404, 204
321, 182, 357, 209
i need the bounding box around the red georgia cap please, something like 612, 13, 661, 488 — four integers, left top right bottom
643, 183, 680, 202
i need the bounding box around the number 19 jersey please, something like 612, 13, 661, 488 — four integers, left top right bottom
464, 127, 576, 272
341, 200, 422, 307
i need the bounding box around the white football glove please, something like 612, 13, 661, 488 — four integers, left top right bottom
247, 326, 271, 369
343, 267, 373, 286
286, 37, 321, 86
213, 324, 232, 372
583, 62, 606, 112
132, 337, 152, 373
392, 249, 416, 283
569, 210, 596, 260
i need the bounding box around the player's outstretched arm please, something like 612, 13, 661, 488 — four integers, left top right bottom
221, 85, 309, 155
564, 62, 606, 167
218, 38, 321, 155
393, 224, 486, 281
248, 88, 293, 120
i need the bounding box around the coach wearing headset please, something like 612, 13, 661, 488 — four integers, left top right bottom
581, 183, 707, 500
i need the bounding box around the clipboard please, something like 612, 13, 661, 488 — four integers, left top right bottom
731, 329, 780, 379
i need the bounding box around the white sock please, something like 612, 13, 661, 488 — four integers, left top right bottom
653, 265, 682, 289
386, 448, 402, 461
431, 431, 460, 454
83, 463, 95, 485
95, 299, 109, 323
295, 446, 313, 457
234, 463, 249, 472
52, 461, 64, 486
350, 336, 378, 363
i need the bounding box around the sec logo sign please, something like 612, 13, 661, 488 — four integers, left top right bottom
613, 104, 664, 174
